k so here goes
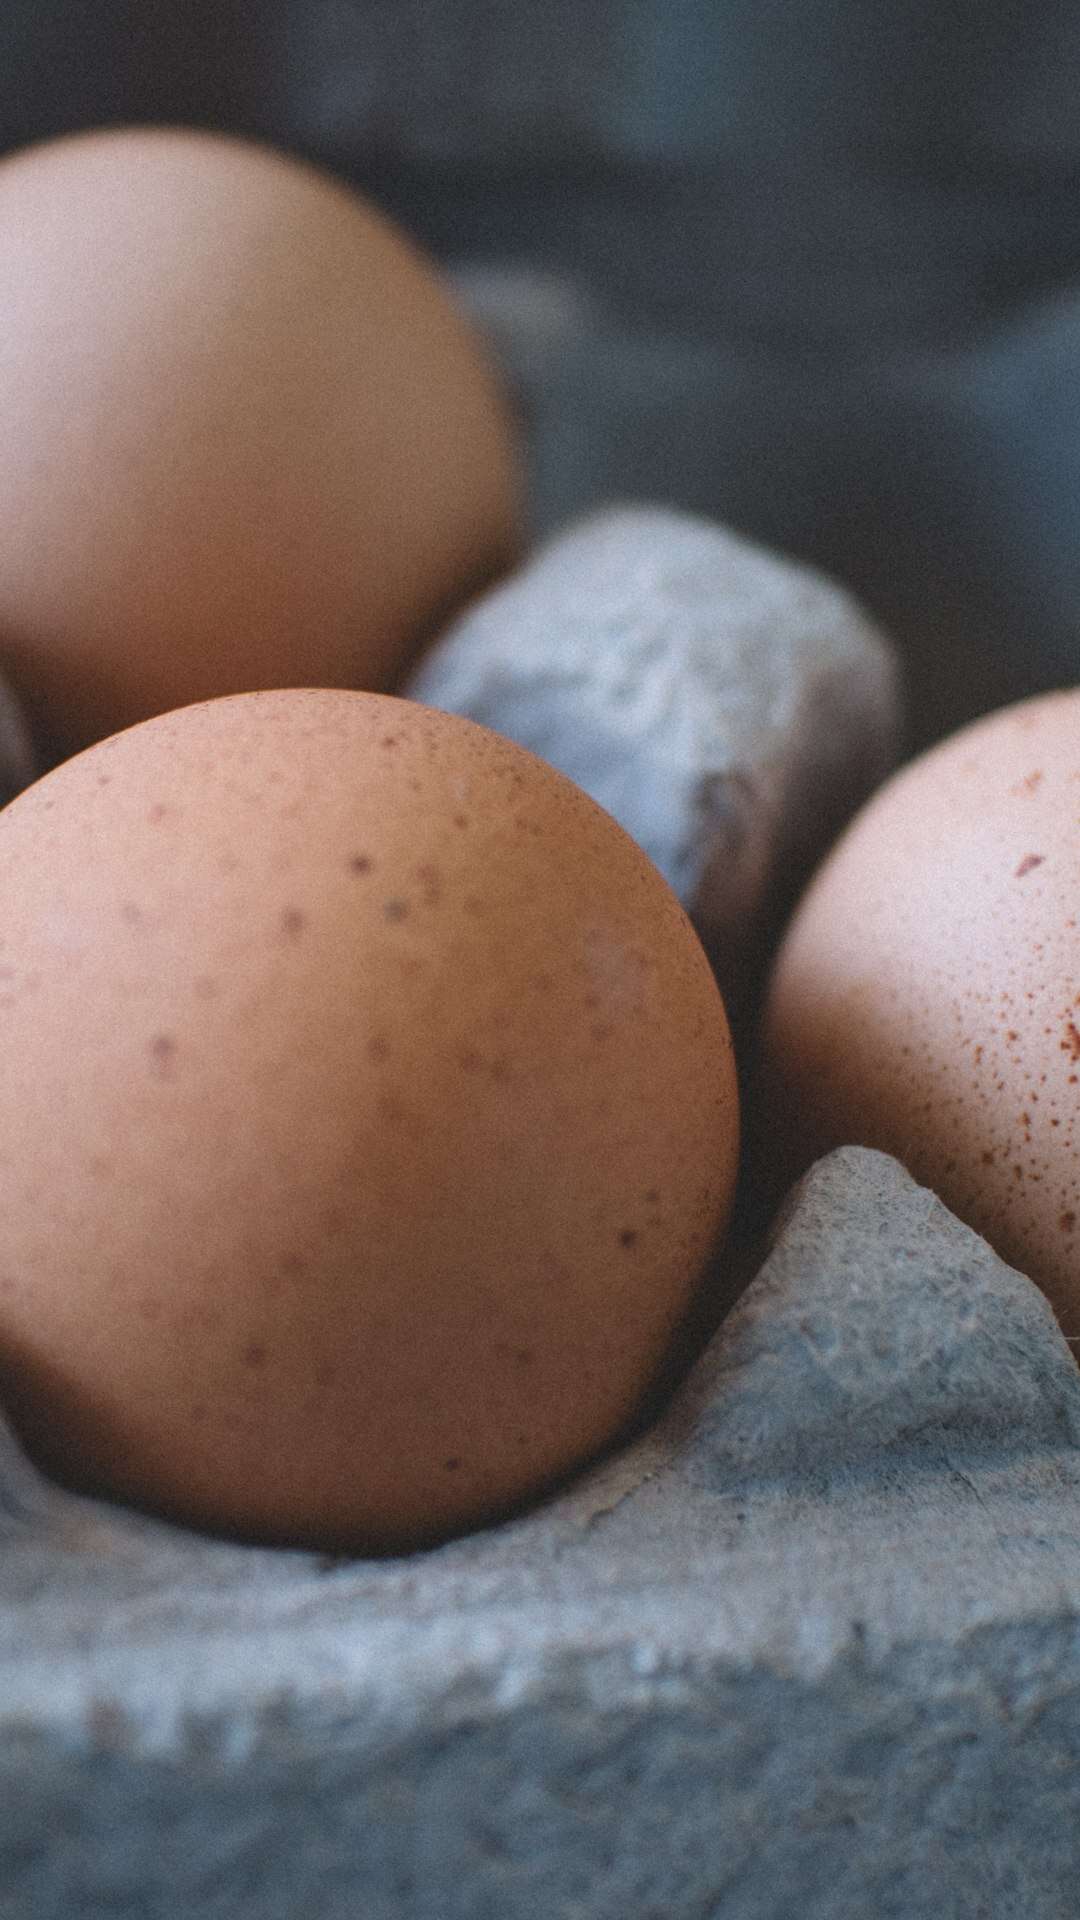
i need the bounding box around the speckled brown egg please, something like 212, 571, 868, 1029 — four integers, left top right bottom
0, 125, 521, 762
760, 687, 1080, 1338
0, 689, 738, 1552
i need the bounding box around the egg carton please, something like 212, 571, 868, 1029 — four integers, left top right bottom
3, 497, 1080, 1918
448, 257, 1080, 763
3, 1143, 1080, 1920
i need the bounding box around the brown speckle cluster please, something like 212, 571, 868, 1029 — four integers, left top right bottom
762, 688, 1080, 1340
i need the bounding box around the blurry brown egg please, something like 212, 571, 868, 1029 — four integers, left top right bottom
0, 689, 738, 1552
0, 125, 521, 761
761, 688, 1080, 1338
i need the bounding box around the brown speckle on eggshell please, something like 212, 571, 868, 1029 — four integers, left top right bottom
761, 687, 1080, 1340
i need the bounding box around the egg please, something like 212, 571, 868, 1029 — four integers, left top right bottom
761, 688, 1080, 1338
0, 689, 738, 1552
0, 125, 521, 761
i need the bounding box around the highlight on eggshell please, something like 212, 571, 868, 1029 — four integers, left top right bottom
0, 123, 523, 762
0, 688, 739, 1553
760, 686, 1080, 1340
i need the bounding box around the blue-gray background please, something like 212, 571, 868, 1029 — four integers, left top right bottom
4, 0, 1080, 751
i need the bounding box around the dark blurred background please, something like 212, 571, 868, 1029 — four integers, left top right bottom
3, 0, 1080, 751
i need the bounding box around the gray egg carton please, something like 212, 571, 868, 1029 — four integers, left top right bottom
4, 1148, 1080, 1920
3, 494, 1080, 1919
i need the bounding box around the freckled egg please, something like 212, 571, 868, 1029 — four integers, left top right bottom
0, 689, 738, 1552
761, 688, 1080, 1337
0, 125, 521, 761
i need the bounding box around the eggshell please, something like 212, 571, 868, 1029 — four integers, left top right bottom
0, 689, 738, 1552
761, 688, 1080, 1338
0, 126, 521, 760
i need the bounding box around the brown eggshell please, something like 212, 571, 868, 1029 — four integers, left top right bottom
0, 125, 521, 760
761, 688, 1080, 1339
0, 690, 738, 1552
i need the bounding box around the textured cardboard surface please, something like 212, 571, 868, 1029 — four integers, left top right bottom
3, 1150, 1079, 1918
408, 505, 899, 1020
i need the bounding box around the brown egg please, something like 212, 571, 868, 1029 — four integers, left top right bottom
761, 688, 1080, 1337
0, 690, 738, 1552
0, 125, 521, 761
